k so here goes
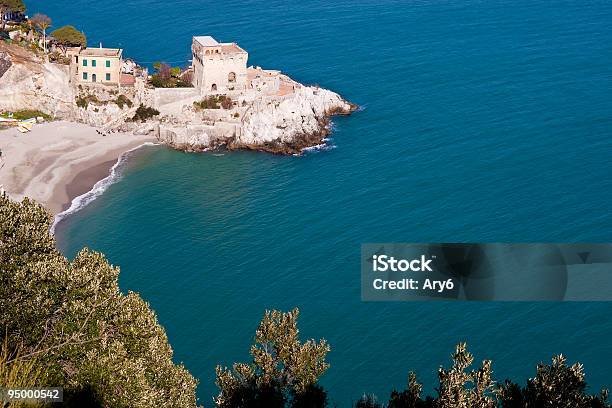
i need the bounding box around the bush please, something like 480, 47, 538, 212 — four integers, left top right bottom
75, 94, 103, 109
371, 344, 611, 408
114, 94, 133, 109
49, 51, 71, 65
0, 109, 51, 120
0, 195, 198, 407
149, 63, 193, 88
215, 308, 330, 408
194, 95, 233, 110
130, 104, 159, 122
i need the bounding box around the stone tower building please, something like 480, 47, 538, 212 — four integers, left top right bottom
191, 36, 248, 94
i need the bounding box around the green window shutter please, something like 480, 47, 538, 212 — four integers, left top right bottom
83, 59, 87, 67
106, 60, 111, 68
92, 60, 97, 67
83, 72, 88, 80
106, 73, 111, 81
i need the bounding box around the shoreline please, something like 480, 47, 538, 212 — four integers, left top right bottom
0, 121, 156, 217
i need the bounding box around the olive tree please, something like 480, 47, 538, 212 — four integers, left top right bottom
215, 308, 330, 407
31, 13, 52, 53
0, 194, 199, 407
51, 25, 86, 54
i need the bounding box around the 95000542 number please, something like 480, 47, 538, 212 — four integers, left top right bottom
1, 388, 63, 402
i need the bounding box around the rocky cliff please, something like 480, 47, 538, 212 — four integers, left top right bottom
0, 46, 75, 118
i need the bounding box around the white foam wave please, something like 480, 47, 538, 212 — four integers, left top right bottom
297, 141, 337, 156
50, 142, 157, 234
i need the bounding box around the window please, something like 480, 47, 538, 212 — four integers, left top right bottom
106, 60, 111, 68
106, 73, 111, 81
83, 72, 88, 80
92, 60, 97, 67
83, 59, 88, 67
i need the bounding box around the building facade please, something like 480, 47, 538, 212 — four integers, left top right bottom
69, 47, 123, 86
191, 36, 248, 94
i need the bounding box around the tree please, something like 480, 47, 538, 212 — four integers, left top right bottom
498, 354, 610, 408
436, 343, 496, 408
215, 308, 330, 407
0, 0, 25, 29
0, 194, 199, 407
31, 13, 51, 53
388, 372, 433, 408
170, 66, 182, 77
158, 62, 171, 80
51, 25, 86, 54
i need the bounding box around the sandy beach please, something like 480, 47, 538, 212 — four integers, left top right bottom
0, 121, 156, 214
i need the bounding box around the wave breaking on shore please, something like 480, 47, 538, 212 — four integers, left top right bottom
50, 142, 158, 234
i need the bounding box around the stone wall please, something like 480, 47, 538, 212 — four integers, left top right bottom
153, 88, 199, 109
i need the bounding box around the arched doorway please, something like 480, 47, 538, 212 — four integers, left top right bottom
92, 74, 97, 82
211, 83, 217, 92
228, 72, 236, 83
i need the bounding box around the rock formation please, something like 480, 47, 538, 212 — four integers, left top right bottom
0, 42, 356, 155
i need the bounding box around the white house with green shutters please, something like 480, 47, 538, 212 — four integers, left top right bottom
69, 46, 123, 86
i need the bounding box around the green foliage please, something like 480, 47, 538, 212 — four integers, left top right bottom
114, 94, 133, 109
0, 195, 198, 407
75, 94, 102, 109
170, 66, 181, 77
0, 0, 25, 13
194, 95, 233, 110
388, 372, 432, 408
1, 109, 51, 120
498, 354, 610, 408
437, 343, 496, 408
150, 75, 191, 87
130, 104, 159, 122
0, 339, 46, 408
48, 51, 70, 64
1, 338, 45, 389
215, 308, 330, 408
51, 25, 86, 48
148, 62, 192, 88
376, 344, 610, 408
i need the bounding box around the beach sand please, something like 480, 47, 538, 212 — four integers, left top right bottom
0, 121, 156, 214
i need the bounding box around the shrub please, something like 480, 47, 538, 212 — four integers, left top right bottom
114, 94, 133, 109
130, 104, 159, 122
48, 51, 71, 64
149, 63, 193, 88
220, 95, 233, 109
194, 95, 233, 110
376, 344, 610, 408
1, 109, 51, 120
0, 195, 198, 407
215, 308, 330, 408
75, 94, 103, 109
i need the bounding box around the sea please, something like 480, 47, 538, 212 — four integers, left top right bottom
28, 0, 612, 405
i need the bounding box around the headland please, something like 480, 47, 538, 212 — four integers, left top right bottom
0, 27, 356, 215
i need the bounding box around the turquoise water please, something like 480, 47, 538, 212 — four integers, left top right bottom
31, 0, 612, 405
